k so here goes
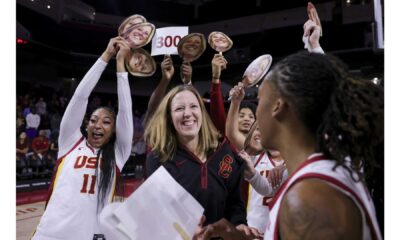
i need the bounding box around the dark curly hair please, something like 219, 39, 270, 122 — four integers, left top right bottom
240, 101, 257, 119
268, 51, 383, 182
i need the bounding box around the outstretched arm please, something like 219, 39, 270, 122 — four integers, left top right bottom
226, 82, 246, 150
143, 54, 175, 127
114, 39, 134, 170
238, 150, 275, 197
58, 37, 122, 156
210, 54, 228, 135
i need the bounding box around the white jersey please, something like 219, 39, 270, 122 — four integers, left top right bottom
32, 58, 133, 240
246, 152, 284, 233
264, 153, 382, 240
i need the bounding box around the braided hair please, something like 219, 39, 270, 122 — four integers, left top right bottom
269, 51, 383, 182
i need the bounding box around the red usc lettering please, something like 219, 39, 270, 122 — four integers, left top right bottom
74, 156, 98, 169
218, 155, 233, 178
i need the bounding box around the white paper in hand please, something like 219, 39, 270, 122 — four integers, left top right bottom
99, 166, 204, 240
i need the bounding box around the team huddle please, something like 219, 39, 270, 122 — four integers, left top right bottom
31, 7, 383, 240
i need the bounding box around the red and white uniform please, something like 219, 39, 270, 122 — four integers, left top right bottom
246, 152, 284, 233
32, 58, 133, 240
264, 153, 382, 240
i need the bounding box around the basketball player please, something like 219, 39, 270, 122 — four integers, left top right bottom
32, 37, 133, 239
257, 51, 383, 239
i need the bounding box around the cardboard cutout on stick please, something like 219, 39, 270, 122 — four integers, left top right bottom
118, 14, 147, 36
126, 48, 156, 77
121, 22, 156, 49
177, 33, 206, 63
208, 31, 233, 54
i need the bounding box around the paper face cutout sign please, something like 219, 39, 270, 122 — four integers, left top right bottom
177, 33, 206, 63
242, 54, 273, 88
126, 48, 156, 77
208, 31, 233, 53
307, 2, 323, 36
121, 22, 156, 49
118, 14, 147, 36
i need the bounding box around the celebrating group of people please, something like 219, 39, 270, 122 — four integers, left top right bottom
31, 7, 383, 240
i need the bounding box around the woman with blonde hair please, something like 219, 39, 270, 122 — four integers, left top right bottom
145, 84, 260, 239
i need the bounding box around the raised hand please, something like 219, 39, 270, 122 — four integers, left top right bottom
101, 36, 125, 62
268, 164, 287, 190
211, 54, 228, 82
303, 19, 322, 50
238, 150, 257, 179
161, 54, 175, 81
115, 38, 131, 72
181, 62, 193, 84
229, 82, 245, 103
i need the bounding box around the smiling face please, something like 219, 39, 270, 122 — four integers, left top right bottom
209, 32, 232, 52
129, 52, 154, 74
170, 90, 203, 143
86, 108, 115, 148
123, 23, 154, 48
248, 126, 263, 153
179, 34, 205, 62
238, 108, 255, 133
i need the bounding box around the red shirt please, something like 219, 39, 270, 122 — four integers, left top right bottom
32, 136, 50, 154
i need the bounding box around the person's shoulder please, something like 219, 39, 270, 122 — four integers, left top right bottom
279, 179, 362, 239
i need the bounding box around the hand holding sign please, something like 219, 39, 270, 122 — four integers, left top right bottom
228, 54, 272, 100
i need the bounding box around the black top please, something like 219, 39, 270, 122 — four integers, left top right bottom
146, 137, 247, 226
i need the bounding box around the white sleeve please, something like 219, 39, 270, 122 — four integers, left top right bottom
58, 58, 108, 156
246, 171, 275, 197
302, 36, 325, 54
114, 72, 133, 170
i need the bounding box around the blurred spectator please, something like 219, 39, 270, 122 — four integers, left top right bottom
47, 93, 60, 114
133, 108, 144, 133
39, 113, 52, 139
21, 94, 31, 109
46, 132, 59, 170
25, 107, 41, 139
16, 132, 30, 169
58, 94, 68, 110
88, 95, 101, 114
131, 130, 146, 157
35, 97, 47, 116
23, 103, 33, 118
31, 130, 50, 167
16, 110, 26, 136
106, 100, 115, 111
50, 110, 61, 136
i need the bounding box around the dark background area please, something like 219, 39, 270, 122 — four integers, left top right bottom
17, 0, 384, 97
